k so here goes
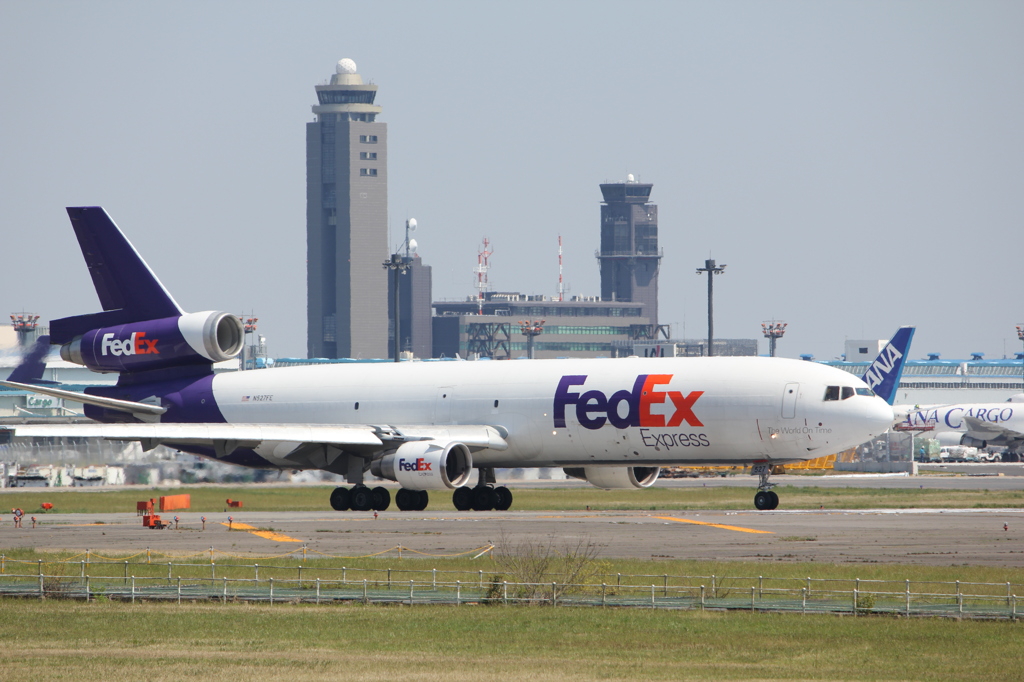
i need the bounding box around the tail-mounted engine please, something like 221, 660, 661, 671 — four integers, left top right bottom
60, 311, 244, 373
563, 466, 660, 489
371, 441, 474, 490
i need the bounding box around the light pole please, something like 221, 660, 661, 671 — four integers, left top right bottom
383, 254, 412, 362
1017, 324, 1024, 389
761, 321, 787, 357
695, 260, 726, 356
10, 312, 40, 348
238, 314, 257, 370
519, 319, 545, 359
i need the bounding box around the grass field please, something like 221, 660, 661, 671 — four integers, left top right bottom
0, 599, 1022, 681
2, 482, 1024, 514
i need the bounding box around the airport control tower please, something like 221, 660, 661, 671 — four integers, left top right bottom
598, 175, 661, 327
306, 58, 388, 359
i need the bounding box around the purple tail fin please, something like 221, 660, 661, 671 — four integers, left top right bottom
7, 335, 54, 384
50, 207, 183, 344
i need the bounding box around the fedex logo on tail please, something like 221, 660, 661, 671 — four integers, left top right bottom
398, 457, 433, 472
101, 332, 159, 356
554, 375, 703, 431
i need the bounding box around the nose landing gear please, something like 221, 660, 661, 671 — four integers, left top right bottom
752, 463, 780, 511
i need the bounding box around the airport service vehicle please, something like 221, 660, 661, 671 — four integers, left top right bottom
1, 207, 896, 511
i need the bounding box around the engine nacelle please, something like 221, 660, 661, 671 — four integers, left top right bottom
371, 441, 474, 490
60, 311, 244, 373
563, 466, 660, 489
961, 435, 988, 449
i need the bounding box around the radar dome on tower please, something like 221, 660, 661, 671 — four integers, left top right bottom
336, 58, 358, 74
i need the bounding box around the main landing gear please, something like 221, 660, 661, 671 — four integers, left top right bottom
329, 485, 391, 512
395, 488, 429, 511
752, 463, 780, 511
452, 467, 513, 511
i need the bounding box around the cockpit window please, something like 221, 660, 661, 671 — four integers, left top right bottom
841, 386, 855, 400
856, 387, 875, 397
824, 386, 840, 401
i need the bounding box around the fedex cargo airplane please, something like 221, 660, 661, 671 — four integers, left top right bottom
1, 208, 897, 511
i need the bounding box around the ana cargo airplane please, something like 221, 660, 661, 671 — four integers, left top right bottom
896, 396, 1024, 462
1, 207, 897, 511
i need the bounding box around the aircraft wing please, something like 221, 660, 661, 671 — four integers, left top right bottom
962, 416, 1024, 442
0, 422, 508, 455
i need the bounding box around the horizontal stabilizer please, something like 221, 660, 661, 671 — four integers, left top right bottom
0, 380, 167, 417
7, 335, 52, 384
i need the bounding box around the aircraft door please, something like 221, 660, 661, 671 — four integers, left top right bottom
433, 386, 454, 424
781, 383, 799, 419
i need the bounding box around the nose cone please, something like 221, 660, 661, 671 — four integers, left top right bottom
865, 396, 897, 437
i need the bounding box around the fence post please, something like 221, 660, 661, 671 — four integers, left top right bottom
712, 575, 716, 599
168, 562, 172, 581
617, 573, 621, 587
759, 575, 763, 600
131, 576, 136, 604
85, 576, 90, 602
388, 568, 392, 590
270, 578, 274, 605
177, 576, 181, 605
651, 585, 656, 608
1, 553, 5, 574
552, 582, 557, 607
433, 568, 436, 590
409, 580, 414, 604
86, 549, 90, 566
456, 580, 461, 606
38, 559, 42, 577
479, 570, 483, 588
1008, 582, 1012, 607
316, 578, 321, 605
298, 565, 302, 589
398, 545, 402, 560
302, 545, 307, 563
1012, 594, 1017, 622
38, 572, 44, 599
363, 578, 368, 604
147, 548, 151, 564
602, 583, 607, 608
663, 574, 668, 597
81, 560, 85, 579
503, 581, 508, 605
751, 586, 755, 612
700, 585, 705, 611
853, 588, 858, 616
806, 576, 811, 597
906, 582, 911, 618
223, 577, 227, 603
255, 563, 259, 584
957, 593, 963, 620
343, 567, 347, 585
802, 587, 806, 615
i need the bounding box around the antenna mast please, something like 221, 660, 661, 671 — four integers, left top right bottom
474, 237, 492, 315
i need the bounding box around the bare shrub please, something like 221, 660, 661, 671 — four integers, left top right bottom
493, 532, 604, 604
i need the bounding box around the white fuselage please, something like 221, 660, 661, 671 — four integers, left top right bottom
209, 356, 893, 470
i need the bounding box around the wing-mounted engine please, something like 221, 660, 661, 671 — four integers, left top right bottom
371, 441, 474, 490
60, 311, 244, 373
563, 466, 660, 489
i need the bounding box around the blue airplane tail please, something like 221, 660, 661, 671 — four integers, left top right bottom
6, 335, 55, 384
861, 326, 915, 405
49, 207, 183, 344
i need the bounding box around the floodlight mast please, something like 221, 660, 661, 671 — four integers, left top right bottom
695, 260, 726, 356
1016, 324, 1024, 388
382, 253, 412, 362
761, 321, 787, 357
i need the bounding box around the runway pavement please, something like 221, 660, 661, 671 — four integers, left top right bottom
6, 506, 1024, 568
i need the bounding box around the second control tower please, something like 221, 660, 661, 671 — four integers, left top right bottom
597, 175, 661, 327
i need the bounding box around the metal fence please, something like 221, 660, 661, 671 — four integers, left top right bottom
1, 557, 1022, 620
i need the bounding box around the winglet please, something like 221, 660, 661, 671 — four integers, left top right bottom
862, 326, 915, 405
50, 207, 183, 344
7, 335, 53, 384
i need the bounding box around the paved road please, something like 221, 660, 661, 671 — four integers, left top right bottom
6, 506, 1024, 568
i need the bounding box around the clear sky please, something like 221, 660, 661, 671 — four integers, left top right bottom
1, 1, 1022, 361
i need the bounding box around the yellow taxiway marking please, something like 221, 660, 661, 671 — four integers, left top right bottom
654, 516, 774, 534
220, 521, 303, 543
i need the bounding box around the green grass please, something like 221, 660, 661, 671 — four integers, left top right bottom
4, 483, 1024, 514
0, 600, 1022, 680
